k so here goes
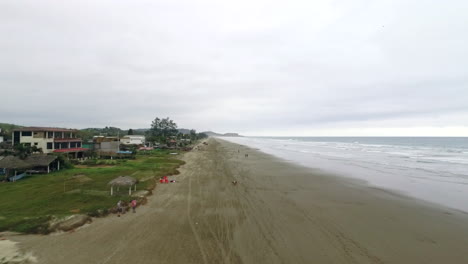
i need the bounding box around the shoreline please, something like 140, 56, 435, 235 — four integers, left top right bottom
222, 138, 467, 215
3, 137, 468, 263
219, 136, 468, 214
221, 138, 468, 263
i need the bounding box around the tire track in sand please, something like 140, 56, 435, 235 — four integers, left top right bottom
187, 170, 209, 264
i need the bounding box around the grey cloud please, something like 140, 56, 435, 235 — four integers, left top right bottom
1, 0, 467, 135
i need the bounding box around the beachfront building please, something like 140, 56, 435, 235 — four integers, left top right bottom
93, 136, 120, 153
92, 136, 134, 159
12, 127, 87, 158
120, 135, 145, 145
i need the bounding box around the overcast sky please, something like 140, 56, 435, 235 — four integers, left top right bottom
1, 0, 467, 136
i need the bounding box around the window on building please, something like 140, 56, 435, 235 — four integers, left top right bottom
70, 142, 77, 148
13, 131, 20, 144
34, 143, 38, 146
47, 143, 53, 149
77, 142, 81, 147
47, 132, 53, 138
54, 143, 60, 149
22, 131, 32, 136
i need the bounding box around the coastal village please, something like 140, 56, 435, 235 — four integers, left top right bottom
0, 126, 196, 182
0, 120, 207, 235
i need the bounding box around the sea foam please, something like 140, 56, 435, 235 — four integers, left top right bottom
221, 136, 468, 212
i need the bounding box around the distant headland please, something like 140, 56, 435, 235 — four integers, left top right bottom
201, 131, 242, 137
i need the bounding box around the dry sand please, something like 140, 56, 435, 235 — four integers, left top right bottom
3, 137, 468, 263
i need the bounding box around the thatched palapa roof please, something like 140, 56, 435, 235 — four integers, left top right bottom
0, 155, 57, 169
25, 155, 58, 167
0, 156, 32, 169
108, 176, 137, 186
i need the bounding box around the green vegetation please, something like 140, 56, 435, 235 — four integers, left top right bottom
146, 117, 207, 144
0, 150, 185, 234
77, 126, 128, 141
147, 117, 178, 143
0, 122, 23, 141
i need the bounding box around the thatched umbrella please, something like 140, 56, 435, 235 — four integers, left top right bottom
108, 176, 137, 196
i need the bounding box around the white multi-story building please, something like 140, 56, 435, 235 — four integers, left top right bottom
12, 127, 87, 157
120, 135, 145, 145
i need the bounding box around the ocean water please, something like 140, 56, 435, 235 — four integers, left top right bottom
220, 136, 468, 212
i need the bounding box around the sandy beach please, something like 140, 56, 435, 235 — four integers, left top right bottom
4, 137, 468, 263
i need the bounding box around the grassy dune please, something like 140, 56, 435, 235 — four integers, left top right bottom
0, 150, 185, 233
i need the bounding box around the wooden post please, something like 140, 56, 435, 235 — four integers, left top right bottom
58, 160, 60, 171
111, 186, 113, 196
129, 186, 132, 195
47, 165, 50, 174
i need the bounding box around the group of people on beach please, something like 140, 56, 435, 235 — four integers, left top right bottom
238, 149, 249, 158
117, 199, 137, 217
159, 176, 176, 183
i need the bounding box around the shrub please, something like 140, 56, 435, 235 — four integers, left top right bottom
12, 216, 53, 234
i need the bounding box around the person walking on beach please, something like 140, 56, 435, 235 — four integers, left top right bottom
117, 200, 123, 217
130, 199, 137, 213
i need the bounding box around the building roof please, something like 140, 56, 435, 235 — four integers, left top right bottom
54, 138, 82, 142
0, 156, 32, 169
13, 127, 77, 132
0, 154, 58, 169
53, 148, 88, 153
25, 155, 58, 167
138, 147, 154, 150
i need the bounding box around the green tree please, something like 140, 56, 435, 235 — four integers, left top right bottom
13, 144, 42, 159
190, 129, 197, 141
197, 133, 208, 139
128, 129, 134, 135
148, 117, 178, 143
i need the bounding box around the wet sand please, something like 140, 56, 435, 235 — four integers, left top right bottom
4, 137, 468, 263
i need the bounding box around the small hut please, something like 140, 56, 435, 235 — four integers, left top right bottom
25, 155, 59, 173
108, 176, 137, 196
0, 156, 32, 181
